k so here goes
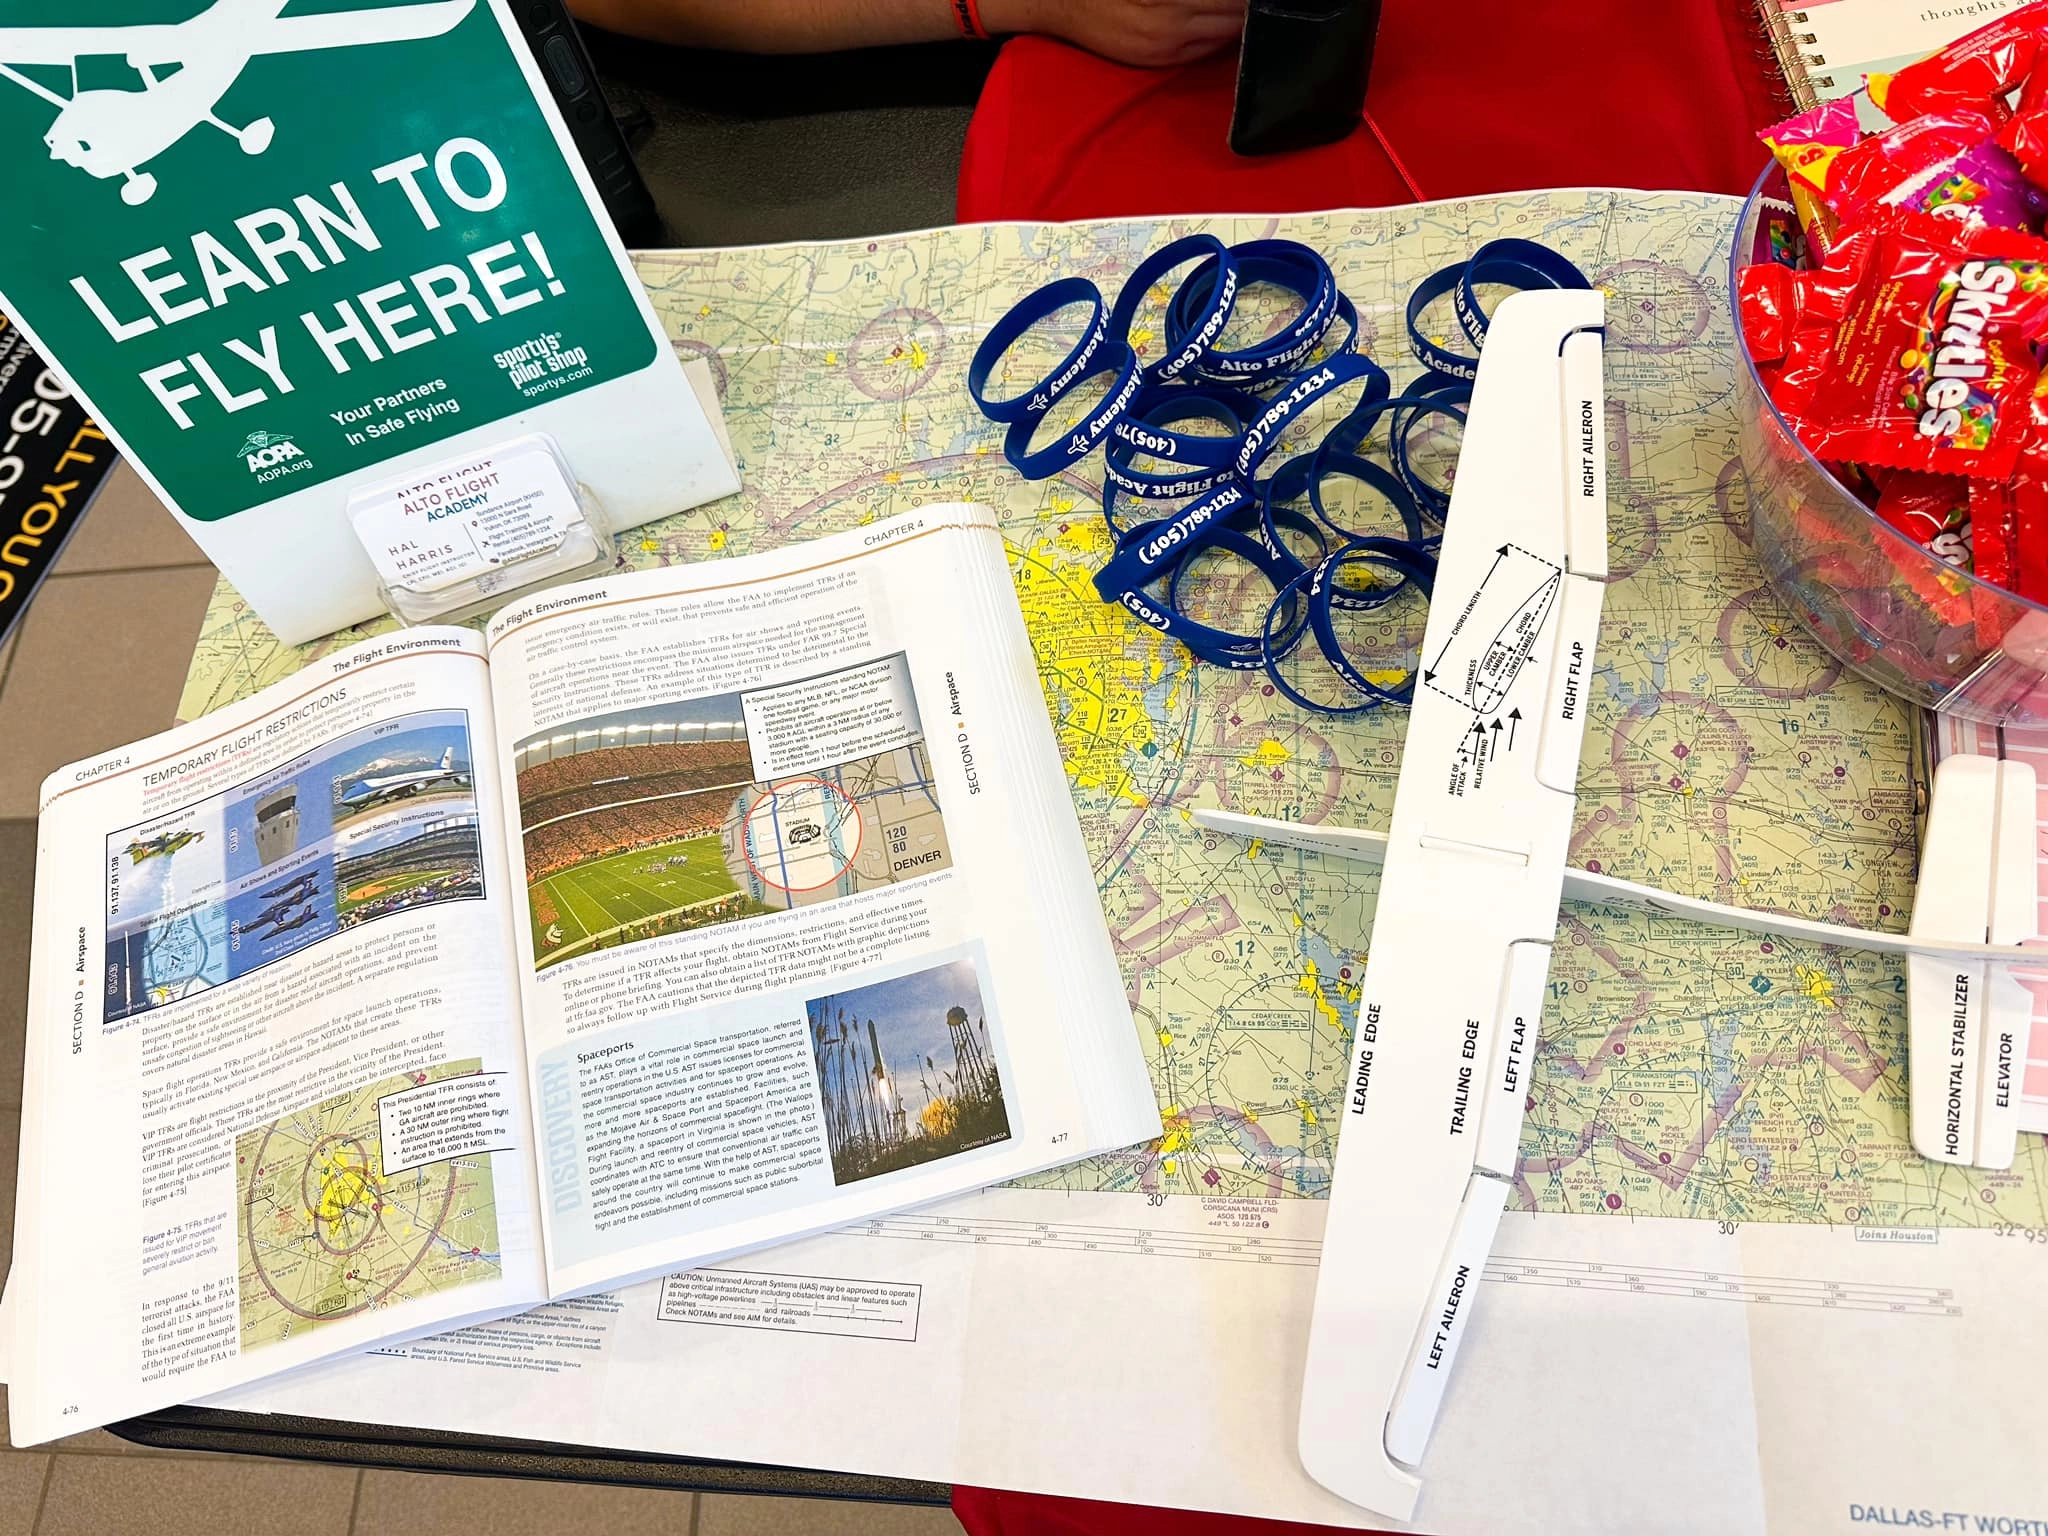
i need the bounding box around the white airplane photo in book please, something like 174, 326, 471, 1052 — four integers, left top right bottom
0, 0, 473, 205
1197, 287, 2048, 1524
338, 746, 469, 811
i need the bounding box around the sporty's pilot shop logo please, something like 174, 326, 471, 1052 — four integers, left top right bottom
235, 428, 306, 479
0, 0, 474, 207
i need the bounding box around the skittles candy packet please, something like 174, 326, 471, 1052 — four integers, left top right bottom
1784, 210, 2048, 479
1769, 223, 1878, 422
1737, 261, 1801, 361
1966, 471, 2048, 613
1760, 98, 1861, 255
1907, 134, 2048, 231
1867, 2, 2048, 122
1967, 381, 2048, 604
1814, 107, 2035, 230
1872, 468, 1989, 633
1970, 476, 2019, 590
1874, 468, 1973, 566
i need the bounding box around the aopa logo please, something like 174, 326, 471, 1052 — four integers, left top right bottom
234, 429, 307, 479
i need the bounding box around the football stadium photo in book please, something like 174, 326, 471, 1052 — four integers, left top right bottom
516, 669, 952, 971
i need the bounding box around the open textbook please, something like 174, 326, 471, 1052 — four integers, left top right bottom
6, 504, 1159, 1446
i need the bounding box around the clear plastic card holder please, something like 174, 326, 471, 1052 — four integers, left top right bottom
346, 432, 614, 627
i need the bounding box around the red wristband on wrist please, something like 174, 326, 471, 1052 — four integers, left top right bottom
952, 0, 990, 38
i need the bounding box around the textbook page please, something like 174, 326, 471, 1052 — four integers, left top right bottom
8, 630, 546, 1445
483, 504, 1158, 1299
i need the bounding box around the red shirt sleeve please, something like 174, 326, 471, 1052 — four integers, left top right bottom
958, 0, 1787, 224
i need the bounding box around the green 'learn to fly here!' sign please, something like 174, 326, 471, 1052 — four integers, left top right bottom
0, 0, 736, 643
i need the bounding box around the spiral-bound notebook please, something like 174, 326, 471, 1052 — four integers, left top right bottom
1760, 0, 2032, 108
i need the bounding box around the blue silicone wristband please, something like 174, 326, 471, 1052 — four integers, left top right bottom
1453, 238, 1591, 348
968, 276, 1108, 424
1388, 384, 1469, 521
1306, 451, 1425, 550
1306, 538, 1437, 702
1205, 274, 1336, 384
1107, 383, 1253, 468
1158, 523, 1316, 667
1262, 561, 1388, 716
1260, 453, 1414, 614
1092, 480, 1254, 601
1186, 503, 1327, 600
1233, 352, 1390, 483
1405, 261, 1481, 381
1107, 235, 1239, 383
1262, 539, 1437, 714
1001, 342, 1141, 480
1293, 381, 1470, 526
1118, 506, 1319, 670
1123, 583, 1297, 671
1169, 242, 1338, 387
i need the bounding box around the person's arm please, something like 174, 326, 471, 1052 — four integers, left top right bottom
570, 0, 955, 51
568, 0, 1247, 69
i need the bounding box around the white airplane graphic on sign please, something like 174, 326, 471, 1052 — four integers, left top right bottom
0, 0, 472, 205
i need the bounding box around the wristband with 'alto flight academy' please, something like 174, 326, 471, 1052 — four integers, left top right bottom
1405, 237, 1592, 379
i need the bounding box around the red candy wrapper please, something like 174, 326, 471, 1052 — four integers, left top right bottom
1866, 468, 1987, 630
1971, 478, 2019, 589
1760, 99, 1860, 256
1737, 262, 1800, 360
1909, 135, 2048, 231
1968, 474, 2048, 619
2000, 106, 2048, 188
1867, 2, 2048, 122
2014, 486, 2048, 602
1969, 382, 2048, 606
1769, 223, 1878, 424
1875, 469, 1973, 565
1780, 211, 2048, 480
1817, 109, 2005, 224
2024, 42, 2048, 115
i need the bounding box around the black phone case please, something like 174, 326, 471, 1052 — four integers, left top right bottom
1228, 0, 1381, 158
509, 0, 666, 246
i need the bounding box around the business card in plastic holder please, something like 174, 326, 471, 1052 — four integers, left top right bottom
346, 432, 614, 627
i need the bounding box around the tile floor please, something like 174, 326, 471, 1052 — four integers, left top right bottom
0, 470, 963, 1535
